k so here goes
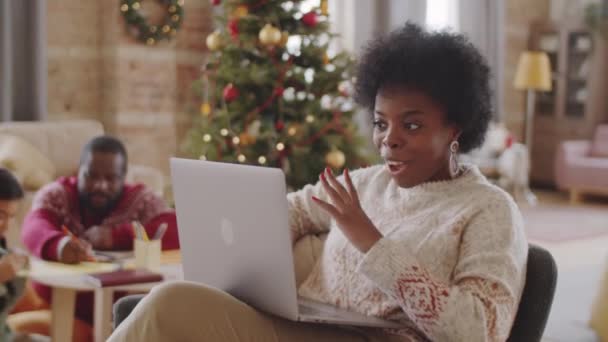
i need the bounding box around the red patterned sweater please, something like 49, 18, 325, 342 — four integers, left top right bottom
289, 165, 527, 342
21, 176, 179, 322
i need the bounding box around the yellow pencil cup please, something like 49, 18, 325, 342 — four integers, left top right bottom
134, 239, 161, 272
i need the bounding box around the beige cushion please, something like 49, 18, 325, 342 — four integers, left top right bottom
0, 120, 104, 176
590, 256, 608, 340
127, 165, 165, 197
0, 134, 55, 190
293, 234, 327, 287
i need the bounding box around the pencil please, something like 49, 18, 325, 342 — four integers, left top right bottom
62, 226, 96, 262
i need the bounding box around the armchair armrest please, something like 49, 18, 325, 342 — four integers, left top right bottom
126, 165, 165, 197
555, 140, 591, 189
558, 140, 592, 161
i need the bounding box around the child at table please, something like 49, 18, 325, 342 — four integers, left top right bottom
0, 168, 47, 342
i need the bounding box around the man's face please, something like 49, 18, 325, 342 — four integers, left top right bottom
77, 151, 126, 213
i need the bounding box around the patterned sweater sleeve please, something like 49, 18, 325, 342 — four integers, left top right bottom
286, 180, 332, 244
21, 182, 71, 259
357, 196, 528, 342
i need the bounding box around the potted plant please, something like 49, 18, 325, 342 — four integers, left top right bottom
586, 0, 608, 38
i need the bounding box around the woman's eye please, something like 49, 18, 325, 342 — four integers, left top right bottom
373, 120, 387, 129
405, 123, 420, 130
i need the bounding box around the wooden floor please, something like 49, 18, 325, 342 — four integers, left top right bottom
529, 189, 607, 341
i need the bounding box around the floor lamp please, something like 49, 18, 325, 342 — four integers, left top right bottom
513, 51, 552, 205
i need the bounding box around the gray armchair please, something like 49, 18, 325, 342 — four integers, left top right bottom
507, 244, 558, 342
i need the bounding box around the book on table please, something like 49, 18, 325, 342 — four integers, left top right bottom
85, 269, 163, 287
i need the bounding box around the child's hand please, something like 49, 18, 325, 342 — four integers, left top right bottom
0, 254, 28, 282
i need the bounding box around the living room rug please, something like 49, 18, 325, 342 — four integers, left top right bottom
521, 203, 608, 243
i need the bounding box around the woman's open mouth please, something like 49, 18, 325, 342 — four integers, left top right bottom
385, 160, 410, 175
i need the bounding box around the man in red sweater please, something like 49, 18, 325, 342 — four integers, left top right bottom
21, 135, 179, 325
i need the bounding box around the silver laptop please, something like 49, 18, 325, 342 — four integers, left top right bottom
170, 158, 401, 328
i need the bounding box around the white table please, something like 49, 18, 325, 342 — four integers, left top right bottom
28, 260, 183, 342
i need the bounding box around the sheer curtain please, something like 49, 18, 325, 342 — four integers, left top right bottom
458, 0, 505, 119
328, 0, 428, 138
328, 0, 504, 119
329, 0, 427, 55
0, 0, 47, 121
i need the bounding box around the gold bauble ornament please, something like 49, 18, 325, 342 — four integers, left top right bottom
239, 132, 255, 146
321, 0, 329, 16
287, 124, 299, 136
323, 52, 330, 65
200, 103, 211, 116
279, 31, 290, 47
206, 31, 222, 51
233, 5, 249, 19
259, 24, 282, 46
325, 148, 345, 169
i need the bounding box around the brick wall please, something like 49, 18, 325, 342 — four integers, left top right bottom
47, 0, 212, 176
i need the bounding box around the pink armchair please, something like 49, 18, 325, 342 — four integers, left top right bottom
555, 125, 608, 203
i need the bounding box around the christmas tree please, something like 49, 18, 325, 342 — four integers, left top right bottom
184, 0, 369, 190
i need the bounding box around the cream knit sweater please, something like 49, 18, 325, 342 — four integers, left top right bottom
288, 164, 528, 342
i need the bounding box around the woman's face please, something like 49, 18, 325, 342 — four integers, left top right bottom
0, 200, 19, 237
372, 86, 459, 188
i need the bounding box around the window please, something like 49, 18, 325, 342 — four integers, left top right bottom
426, 0, 459, 31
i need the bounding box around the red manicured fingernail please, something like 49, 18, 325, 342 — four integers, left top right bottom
320, 173, 325, 181
312, 196, 319, 201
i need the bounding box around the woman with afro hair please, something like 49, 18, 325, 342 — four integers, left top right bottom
110, 22, 527, 342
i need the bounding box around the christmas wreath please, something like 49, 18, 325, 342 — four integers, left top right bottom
120, 0, 184, 45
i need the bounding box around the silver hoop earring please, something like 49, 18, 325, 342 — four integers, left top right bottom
449, 140, 460, 178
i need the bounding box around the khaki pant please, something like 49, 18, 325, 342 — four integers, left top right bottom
108, 281, 405, 342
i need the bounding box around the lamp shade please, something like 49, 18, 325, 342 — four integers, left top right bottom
513, 51, 552, 91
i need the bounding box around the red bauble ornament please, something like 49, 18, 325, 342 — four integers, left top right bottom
302, 12, 317, 27
223, 83, 239, 102
274, 86, 284, 96
228, 19, 239, 39
506, 134, 514, 148
211, 0, 221, 5
275, 120, 285, 131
